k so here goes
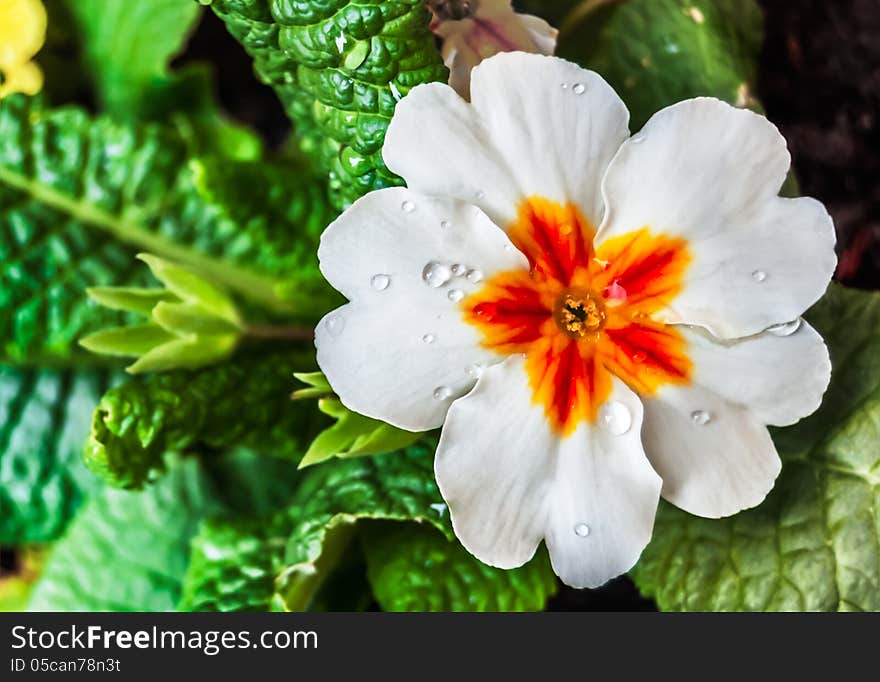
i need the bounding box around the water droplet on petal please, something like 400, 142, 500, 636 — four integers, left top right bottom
422, 333, 435, 344
448, 289, 464, 302
466, 269, 484, 283
574, 523, 591, 537
401, 200, 416, 213
433, 386, 452, 401
370, 274, 390, 291
691, 410, 712, 426
560, 224, 573, 236
474, 190, 486, 201
422, 262, 452, 288
451, 263, 467, 276
752, 270, 768, 283
572, 83, 586, 95
561, 83, 569, 90
604, 280, 628, 305
440, 220, 452, 230
325, 315, 345, 338
465, 363, 483, 379
632, 351, 647, 363
768, 319, 801, 336
598, 401, 632, 436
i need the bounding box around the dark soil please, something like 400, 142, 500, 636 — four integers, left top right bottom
758, 0, 880, 291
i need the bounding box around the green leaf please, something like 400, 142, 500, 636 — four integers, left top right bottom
558, 0, 764, 129
125, 333, 238, 375
362, 522, 558, 612
64, 0, 203, 118
632, 284, 880, 612
86, 286, 178, 316
0, 365, 116, 543
0, 95, 331, 364
207, 0, 447, 210
299, 397, 422, 469
84, 350, 328, 489
79, 323, 176, 357
28, 457, 223, 612
179, 443, 451, 612
137, 253, 240, 324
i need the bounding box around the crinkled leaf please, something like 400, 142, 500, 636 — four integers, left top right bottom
84, 350, 327, 489
63, 0, 202, 118
180, 443, 450, 612
28, 457, 223, 612
0, 95, 331, 363
208, 0, 447, 209
0, 365, 116, 543
558, 0, 764, 129
362, 522, 558, 612
632, 284, 880, 611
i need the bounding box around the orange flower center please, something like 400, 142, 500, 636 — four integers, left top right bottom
463, 197, 694, 436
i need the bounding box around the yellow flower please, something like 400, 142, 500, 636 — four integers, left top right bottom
0, 0, 47, 98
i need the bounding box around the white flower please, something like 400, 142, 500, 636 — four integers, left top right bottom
428, 0, 557, 99
315, 53, 836, 588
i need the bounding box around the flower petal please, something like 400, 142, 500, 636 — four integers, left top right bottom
384, 52, 630, 229
436, 355, 662, 588
642, 322, 830, 518
598, 97, 836, 338
316, 188, 527, 431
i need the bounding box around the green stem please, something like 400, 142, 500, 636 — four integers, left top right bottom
0, 165, 297, 316
558, 0, 622, 40
245, 324, 314, 341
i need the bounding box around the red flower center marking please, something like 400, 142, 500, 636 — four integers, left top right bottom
463, 197, 693, 436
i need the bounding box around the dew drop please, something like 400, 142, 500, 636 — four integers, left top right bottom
632, 351, 647, 364
604, 280, 628, 305
559, 224, 573, 236
325, 315, 345, 338
451, 263, 467, 276
465, 363, 483, 379
466, 269, 484, 283
751, 269, 768, 283
767, 319, 802, 336
401, 199, 416, 213
448, 289, 464, 302
574, 523, 591, 537
598, 401, 632, 436
422, 262, 452, 288
370, 274, 390, 291
474, 190, 486, 201
572, 83, 586, 95
422, 333, 435, 344
560, 83, 569, 90
691, 410, 712, 426
433, 386, 453, 401
440, 220, 452, 230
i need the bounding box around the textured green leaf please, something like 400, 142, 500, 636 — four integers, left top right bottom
84, 350, 327, 489
180, 443, 450, 612
632, 285, 880, 611
27, 457, 223, 612
362, 522, 558, 612
0, 365, 116, 543
64, 0, 202, 117
558, 0, 763, 129
0, 95, 330, 363
208, 0, 447, 209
